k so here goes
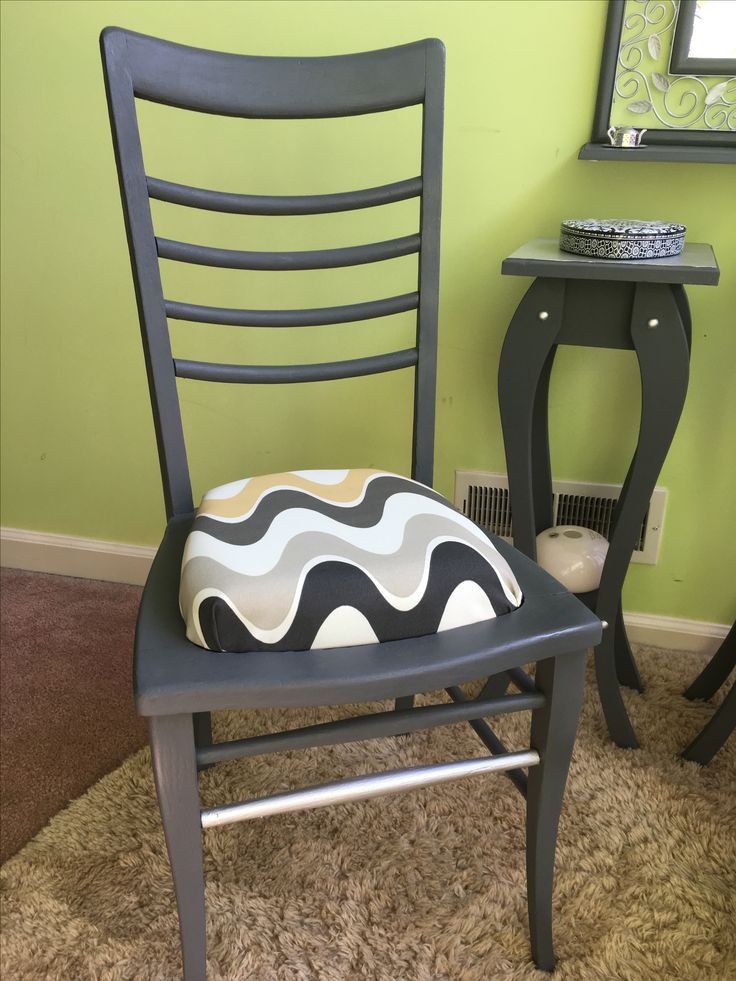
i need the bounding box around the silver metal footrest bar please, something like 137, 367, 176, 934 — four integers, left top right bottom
200, 749, 540, 829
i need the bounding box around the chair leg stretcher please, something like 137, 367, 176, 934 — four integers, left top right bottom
200, 750, 540, 828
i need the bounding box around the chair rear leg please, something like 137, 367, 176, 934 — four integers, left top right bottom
194, 712, 214, 771
193, 711, 212, 748
477, 672, 511, 700
149, 714, 207, 981
526, 652, 586, 972
393, 695, 415, 737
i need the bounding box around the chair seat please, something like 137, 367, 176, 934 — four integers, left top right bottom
135, 513, 600, 716
179, 469, 523, 653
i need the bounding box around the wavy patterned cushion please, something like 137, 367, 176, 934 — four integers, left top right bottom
179, 469, 523, 652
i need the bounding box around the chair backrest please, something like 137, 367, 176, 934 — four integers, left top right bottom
101, 28, 445, 521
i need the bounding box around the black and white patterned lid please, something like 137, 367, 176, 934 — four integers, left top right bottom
561, 218, 686, 239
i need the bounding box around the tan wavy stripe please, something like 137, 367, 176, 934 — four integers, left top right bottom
199, 469, 384, 519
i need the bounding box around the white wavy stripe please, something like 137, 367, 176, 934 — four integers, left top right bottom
289, 469, 352, 483
197, 470, 396, 523
310, 607, 380, 649
437, 581, 496, 632
202, 469, 354, 504
187, 534, 512, 646
201, 476, 252, 501
186, 492, 499, 571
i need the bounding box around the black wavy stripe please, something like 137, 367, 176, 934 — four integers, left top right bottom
195, 475, 451, 546
197, 540, 520, 653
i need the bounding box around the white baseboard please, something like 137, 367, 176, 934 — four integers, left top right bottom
0, 527, 155, 586
622, 612, 729, 656
1, 527, 730, 653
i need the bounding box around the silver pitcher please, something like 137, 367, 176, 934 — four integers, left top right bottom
607, 126, 647, 148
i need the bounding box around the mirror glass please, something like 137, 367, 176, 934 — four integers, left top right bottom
688, 1, 736, 60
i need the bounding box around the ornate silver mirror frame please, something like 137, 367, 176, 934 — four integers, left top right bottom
580, 0, 736, 163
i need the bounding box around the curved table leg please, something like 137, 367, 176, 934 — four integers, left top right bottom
682, 681, 736, 765
607, 452, 644, 691
614, 602, 644, 692
498, 278, 564, 560
606, 285, 690, 694
671, 283, 693, 354
681, 623, 735, 764
592, 628, 639, 748
594, 283, 690, 748
684, 623, 735, 701
531, 345, 557, 536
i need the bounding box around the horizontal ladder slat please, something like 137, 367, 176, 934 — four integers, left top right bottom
174, 348, 418, 384
165, 292, 419, 328
200, 750, 540, 828
147, 176, 423, 214
121, 32, 432, 119
156, 234, 420, 270
197, 692, 545, 767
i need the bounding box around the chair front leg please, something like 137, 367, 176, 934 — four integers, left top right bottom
149, 713, 207, 981
526, 652, 586, 972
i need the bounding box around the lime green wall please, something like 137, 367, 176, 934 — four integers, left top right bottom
1, 0, 734, 622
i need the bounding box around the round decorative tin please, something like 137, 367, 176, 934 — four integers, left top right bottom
559, 218, 686, 260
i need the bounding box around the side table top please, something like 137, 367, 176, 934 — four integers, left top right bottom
502, 239, 719, 286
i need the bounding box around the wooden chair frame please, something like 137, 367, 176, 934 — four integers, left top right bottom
101, 28, 601, 979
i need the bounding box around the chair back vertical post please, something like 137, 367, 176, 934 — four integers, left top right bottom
101, 29, 193, 518
412, 41, 445, 486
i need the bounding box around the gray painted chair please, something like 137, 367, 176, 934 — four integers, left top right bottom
101, 28, 601, 979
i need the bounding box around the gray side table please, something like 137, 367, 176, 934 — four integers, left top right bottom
498, 239, 720, 748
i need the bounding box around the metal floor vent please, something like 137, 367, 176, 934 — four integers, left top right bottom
454, 471, 667, 565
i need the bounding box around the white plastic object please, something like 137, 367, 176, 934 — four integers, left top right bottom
535, 525, 609, 594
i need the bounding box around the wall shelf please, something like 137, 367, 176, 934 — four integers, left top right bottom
579, 143, 736, 165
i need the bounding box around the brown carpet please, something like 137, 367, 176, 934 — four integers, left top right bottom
1, 644, 734, 980
0, 568, 147, 862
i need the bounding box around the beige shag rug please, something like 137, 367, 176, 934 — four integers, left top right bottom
1, 648, 734, 981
